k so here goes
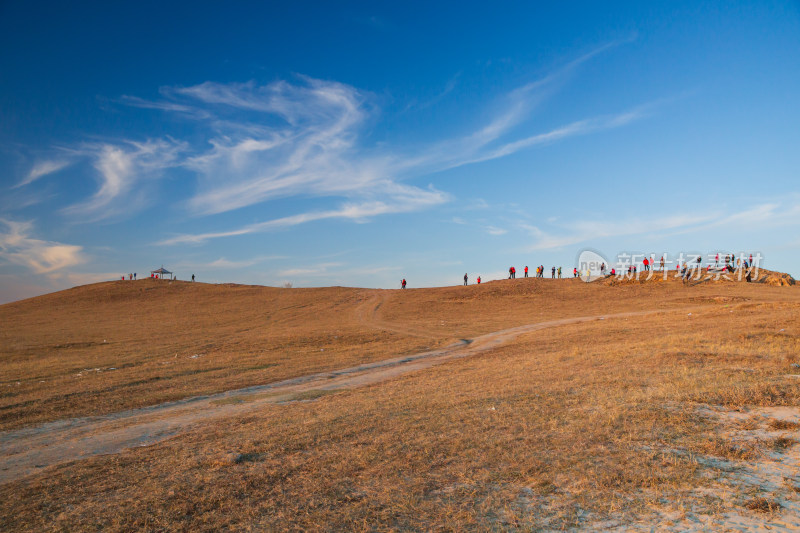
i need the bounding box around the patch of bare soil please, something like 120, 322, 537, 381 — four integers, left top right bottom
612, 405, 800, 531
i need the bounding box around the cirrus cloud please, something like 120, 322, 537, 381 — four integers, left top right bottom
0, 219, 85, 274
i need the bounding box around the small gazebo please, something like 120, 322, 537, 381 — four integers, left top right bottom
150, 266, 172, 279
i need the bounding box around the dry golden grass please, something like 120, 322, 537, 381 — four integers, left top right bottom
1, 274, 796, 431
1, 276, 799, 530
745, 497, 782, 513
768, 419, 800, 431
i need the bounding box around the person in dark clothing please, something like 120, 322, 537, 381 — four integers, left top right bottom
551, 266, 556, 278
463, 273, 468, 286
401, 279, 407, 289
191, 274, 195, 282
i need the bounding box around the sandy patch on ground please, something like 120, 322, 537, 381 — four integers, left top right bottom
607, 404, 800, 532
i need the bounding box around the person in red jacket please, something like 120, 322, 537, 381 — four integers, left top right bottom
477, 276, 481, 284
524, 266, 529, 277
401, 279, 406, 289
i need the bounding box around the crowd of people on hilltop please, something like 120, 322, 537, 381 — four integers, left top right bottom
592, 252, 761, 284
120, 272, 197, 281
401, 264, 579, 288
400, 251, 761, 288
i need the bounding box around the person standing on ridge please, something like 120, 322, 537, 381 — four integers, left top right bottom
401, 279, 406, 289
524, 266, 529, 278
464, 273, 468, 286
551, 266, 556, 278
477, 276, 481, 284
191, 274, 195, 282
557, 266, 562, 278
573, 267, 578, 278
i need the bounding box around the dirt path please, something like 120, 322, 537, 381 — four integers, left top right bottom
0, 307, 706, 485
354, 291, 441, 339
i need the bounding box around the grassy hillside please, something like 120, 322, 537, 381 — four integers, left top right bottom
0, 273, 796, 430
1, 274, 799, 530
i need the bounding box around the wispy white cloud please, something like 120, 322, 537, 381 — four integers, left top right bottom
204, 255, 286, 268
173, 77, 394, 215
18, 40, 642, 240
396, 41, 638, 176
0, 219, 85, 274
61, 139, 185, 220
449, 103, 653, 170
485, 226, 508, 236
278, 262, 344, 277
14, 159, 72, 188
159, 185, 449, 245
450, 215, 508, 236
206, 257, 259, 269
139, 43, 648, 244
404, 71, 462, 112
118, 94, 211, 119
523, 200, 800, 251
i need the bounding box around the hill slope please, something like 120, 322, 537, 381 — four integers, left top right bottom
0, 273, 797, 430
1, 274, 800, 530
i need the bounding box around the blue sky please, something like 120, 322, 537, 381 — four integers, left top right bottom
1, 1, 799, 302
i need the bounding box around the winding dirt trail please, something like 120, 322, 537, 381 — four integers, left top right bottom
354, 291, 439, 339
0, 306, 706, 485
